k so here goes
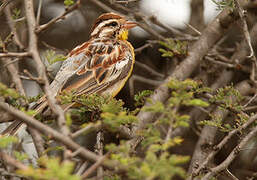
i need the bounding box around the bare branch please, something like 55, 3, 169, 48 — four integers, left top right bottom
35, 0, 81, 33
0, 52, 31, 58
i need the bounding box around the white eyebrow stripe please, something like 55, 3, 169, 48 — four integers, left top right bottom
90, 19, 118, 37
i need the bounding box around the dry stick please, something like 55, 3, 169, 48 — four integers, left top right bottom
234, 0, 257, 83
201, 121, 257, 180
225, 169, 240, 180
0, 168, 24, 178
3, 2, 26, 98
35, 0, 81, 33
0, 151, 28, 171
4, 58, 26, 96
134, 61, 164, 78
128, 75, 162, 97
4, 1, 45, 156
235, 0, 255, 58
4, 1, 25, 50
130, 7, 240, 146
0, 102, 122, 170
188, 22, 257, 178
96, 131, 104, 180
71, 122, 102, 139
36, 0, 43, 25
24, 0, 70, 154
82, 153, 110, 179
0, 52, 31, 58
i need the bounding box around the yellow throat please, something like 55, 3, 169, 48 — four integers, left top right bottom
118, 30, 129, 40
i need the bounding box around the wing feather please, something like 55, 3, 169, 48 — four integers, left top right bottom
50, 38, 133, 97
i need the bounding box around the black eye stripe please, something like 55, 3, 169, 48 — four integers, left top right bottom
104, 21, 118, 27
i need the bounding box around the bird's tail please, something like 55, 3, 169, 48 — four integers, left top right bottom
1, 97, 48, 136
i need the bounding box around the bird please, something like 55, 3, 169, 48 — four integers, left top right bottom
1, 12, 137, 136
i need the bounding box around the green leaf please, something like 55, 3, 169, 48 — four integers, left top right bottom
17, 157, 80, 180
0, 136, 18, 148
142, 101, 165, 113
65, 113, 72, 127
134, 90, 153, 106
12, 8, 21, 19
44, 50, 66, 65
14, 151, 29, 161
64, 0, 74, 7
184, 99, 209, 107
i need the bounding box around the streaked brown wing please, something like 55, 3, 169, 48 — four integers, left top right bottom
61, 38, 133, 96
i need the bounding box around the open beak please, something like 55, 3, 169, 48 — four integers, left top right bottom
123, 21, 137, 29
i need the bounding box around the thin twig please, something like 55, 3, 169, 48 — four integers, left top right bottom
81, 152, 110, 179
234, 0, 255, 58
24, 0, 70, 154
0, 151, 28, 171
225, 169, 239, 180
36, 0, 43, 25
135, 61, 164, 78
35, 0, 81, 33
71, 122, 102, 138
95, 130, 104, 180
0, 52, 31, 58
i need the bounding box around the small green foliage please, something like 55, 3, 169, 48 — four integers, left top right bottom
43, 146, 64, 156
159, 39, 187, 58
44, 50, 66, 65
64, 0, 74, 7
12, 8, 21, 20
104, 175, 122, 180
17, 157, 80, 180
184, 99, 209, 107
14, 151, 29, 161
20, 107, 37, 116
59, 93, 137, 131
142, 78, 209, 135
142, 101, 165, 113
0, 136, 18, 148
27, 94, 42, 103
201, 86, 246, 132
65, 113, 72, 127
210, 85, 243, 112
106, 140, 189, 180
101, 99, 137, 131
134, 90, 153, 107
211, 0, 235, 10
0, 82, 24, 99
200, 114, 228, 131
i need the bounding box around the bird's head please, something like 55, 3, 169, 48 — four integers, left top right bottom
90, 12, 137, 40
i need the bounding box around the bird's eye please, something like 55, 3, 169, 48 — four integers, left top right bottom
108, 22, 118, 27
